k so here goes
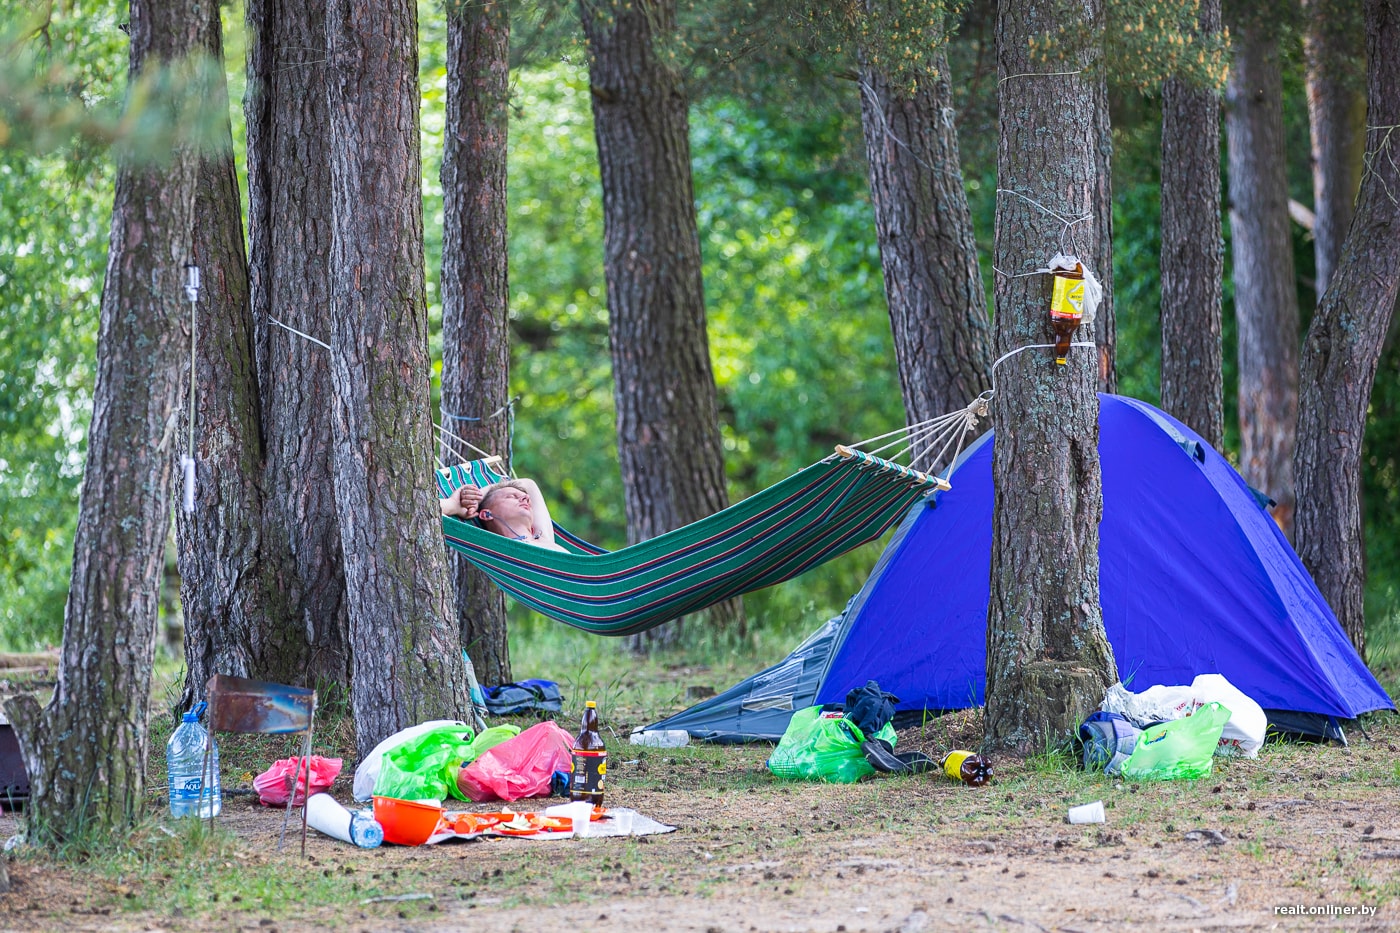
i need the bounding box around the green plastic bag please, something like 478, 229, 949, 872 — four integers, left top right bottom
446, 725, 522, 800
1119, 701, 1232, 781
374, 724, 478, 802
767, 706, 897, 783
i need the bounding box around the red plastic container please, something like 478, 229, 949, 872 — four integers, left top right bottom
372, 796, 444, 846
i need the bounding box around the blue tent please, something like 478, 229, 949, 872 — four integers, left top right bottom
649, 395, 1393, 742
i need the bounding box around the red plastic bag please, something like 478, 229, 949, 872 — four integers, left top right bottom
253, 756, 343, 807
457, 721, 574, 803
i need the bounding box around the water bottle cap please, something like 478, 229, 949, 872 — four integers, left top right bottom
182, 711, 199, 722
585, 701, 596, 708
182, 700, 207, 723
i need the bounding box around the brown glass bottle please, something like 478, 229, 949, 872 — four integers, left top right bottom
570, 701, 607, 806
941, 750, 993, 787
1045, 263, 1086, 365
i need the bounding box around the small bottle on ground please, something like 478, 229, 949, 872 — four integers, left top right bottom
941, 750, 993, 787
570, 700, 607, 807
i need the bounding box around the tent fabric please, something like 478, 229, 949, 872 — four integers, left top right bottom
438, 452, 942, 637
648, 394, 1393, 741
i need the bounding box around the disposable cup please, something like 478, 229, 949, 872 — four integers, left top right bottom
1067, 800, 1106, 824
545, 801, 594, 837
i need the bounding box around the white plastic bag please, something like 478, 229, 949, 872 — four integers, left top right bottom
1101, 673, 1266, 758
352, 719, 468, 802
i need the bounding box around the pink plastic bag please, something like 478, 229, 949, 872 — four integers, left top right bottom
253, 756, 343, 807
457, 721, 574, 803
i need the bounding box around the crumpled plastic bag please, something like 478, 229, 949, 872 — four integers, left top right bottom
254, 755, 343, 807
1102, 673, 1267, 758
766, 706, 897, 784
354, 720, 468, 802
374, 724, 478, 803
457, 721, 575, 802
1119, 701, 1232, 781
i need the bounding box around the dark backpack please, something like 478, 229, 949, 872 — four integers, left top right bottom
482, 679, 564, 716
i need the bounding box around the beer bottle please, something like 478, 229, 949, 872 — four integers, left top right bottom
940, 750, 993, 787
570, 701, 607, 806
1046, 262, 1086, 365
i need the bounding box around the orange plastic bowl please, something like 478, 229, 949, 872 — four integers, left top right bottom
373, 796, 444, 846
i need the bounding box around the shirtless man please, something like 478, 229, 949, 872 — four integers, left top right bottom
439, 478, 566, 552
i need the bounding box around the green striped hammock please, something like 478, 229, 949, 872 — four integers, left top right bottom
436, 450, 945, 637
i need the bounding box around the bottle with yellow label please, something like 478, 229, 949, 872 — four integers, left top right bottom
1046, 262, 1086, 365
940, 749, 993, 786
570, 701, 607, 806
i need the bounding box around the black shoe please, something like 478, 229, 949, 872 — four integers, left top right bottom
861, 739, 907, 773
894, 751, 936, 774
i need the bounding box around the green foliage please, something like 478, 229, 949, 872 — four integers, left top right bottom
1104, 0, 1231, 93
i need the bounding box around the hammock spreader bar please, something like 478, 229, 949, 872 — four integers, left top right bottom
438, 449, 941, 636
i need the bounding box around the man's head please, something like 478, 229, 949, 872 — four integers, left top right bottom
477, 480, 533, 527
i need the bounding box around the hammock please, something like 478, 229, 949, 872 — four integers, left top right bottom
436, 449, 947, 636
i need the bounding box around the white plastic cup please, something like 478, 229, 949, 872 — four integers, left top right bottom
1067, 800, 1106, 824
545, 800, 595, 837
629, 730, 690, 748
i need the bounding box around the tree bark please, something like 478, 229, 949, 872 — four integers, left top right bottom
1090, 69, 1116, 393
1295, 0, 1400, 659
1304, 0, 1368, 297
580, 0, 744, 650
327, 0, 472, 757
441, 0, 512, 685
175, 0, 278, 698
984, 0, 1117, 756
246, 0, 351, 688
856, 47, 993, 452
3, 0, 201, 844
1225, 12, 1300, 535
1160, 0, 1226, 450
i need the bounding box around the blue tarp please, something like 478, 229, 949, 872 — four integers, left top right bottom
650, 395, 1393, 741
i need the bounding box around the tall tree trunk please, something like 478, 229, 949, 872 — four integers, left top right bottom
441, 0, 512, 685
1226, 12, 1300, 535
1304, 0, 1367, 296
1160, 0, 1226, 450
856, 47, 993, 451
327, 0, 472, 756
984, 0, 1117, 755
246, 0, 351, 688
4, 0, 202, 844
1295, 0, 1400, 659
580, 0, 744, 650
175, 0, 277, 699
1090, 70, 1116, 393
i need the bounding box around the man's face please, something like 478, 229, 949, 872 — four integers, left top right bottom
485, 486, 533, 524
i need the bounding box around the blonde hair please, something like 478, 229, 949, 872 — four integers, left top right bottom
479, 480, 529, 514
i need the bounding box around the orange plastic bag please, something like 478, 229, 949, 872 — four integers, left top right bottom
457, 721, 574, 802
254, 756, 343, 807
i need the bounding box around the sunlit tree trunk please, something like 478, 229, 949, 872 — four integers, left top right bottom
441, 0, 512, 685
1295, 0, 1400, 659
984, 0, 1117, 755
856, 43, 992, 450
1160, 0, 1225, 449
326, 0, 473, 756
1226, 11, 1300, 535
580, 0, 744, 650
1304, 0, 1367, 296
175, 0, 279, 699
246, 0, 351, 687
4, 0, 202, 844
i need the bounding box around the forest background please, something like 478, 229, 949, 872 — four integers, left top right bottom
1, 0, 1397, 673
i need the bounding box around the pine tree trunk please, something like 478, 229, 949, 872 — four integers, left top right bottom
1295, 0, 1400, 659
327, 0, 472, 756
1090, 71, 1116, 393
1304, 0, 1367, 296
3, 0, 202, 843
175, 1, 278, 698
856, 49, 993, 450
441, 0, 512, 685
246, 0, 351, 687
1160, 0, 1225, 450
1226, 13, 1300, 535
580, 0, 744, 650
984, 0, 1117, 756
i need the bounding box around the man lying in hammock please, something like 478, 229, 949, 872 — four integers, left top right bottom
439, 478, 568, 552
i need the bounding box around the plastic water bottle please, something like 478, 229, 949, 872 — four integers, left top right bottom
628, 729, 690, 748
350, 810, 384, 848
166, 701, 221, 818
